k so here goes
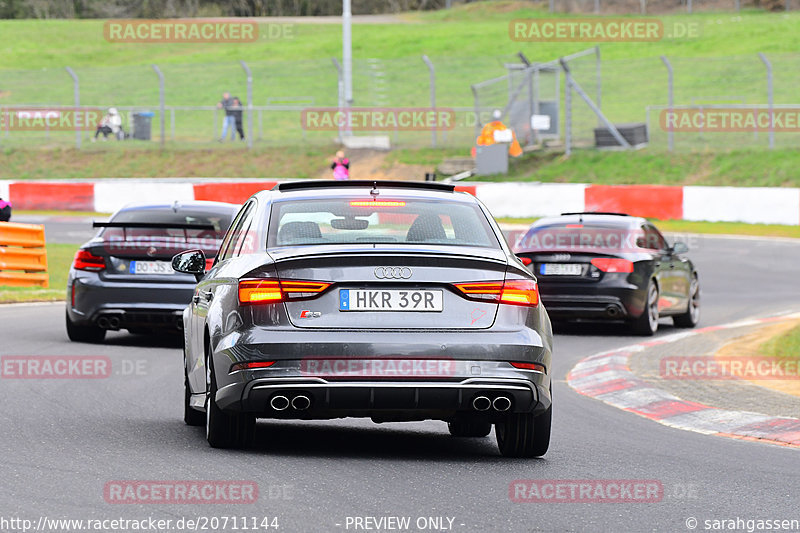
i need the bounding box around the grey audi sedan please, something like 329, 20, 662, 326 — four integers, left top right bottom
174, 180, 553, 457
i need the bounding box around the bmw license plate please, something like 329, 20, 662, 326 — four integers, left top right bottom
339, 289, 443, 312
130, 260, 174, 275
541, 263, 582, 276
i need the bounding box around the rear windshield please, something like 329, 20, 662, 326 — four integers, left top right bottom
100, 208, 233, 254
268, 199, 499, 249
516, 224, 656, 253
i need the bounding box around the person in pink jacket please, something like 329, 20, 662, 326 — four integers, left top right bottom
331, 151, 350, 180
0, 197, 11, 222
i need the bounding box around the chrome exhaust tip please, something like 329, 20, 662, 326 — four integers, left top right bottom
493, 396, 512, 412
291, 395, 311, 410
270, 395, 290, 411
607, 306, 620, 318
107, 316, 121, 329
97, 316, 110, 329
472, 396, 491, 411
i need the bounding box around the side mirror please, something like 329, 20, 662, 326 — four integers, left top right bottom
172, 249, 206, 281
671, 241, 689, 254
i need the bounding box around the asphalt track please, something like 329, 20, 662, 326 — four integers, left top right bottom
1, 232, 799, 533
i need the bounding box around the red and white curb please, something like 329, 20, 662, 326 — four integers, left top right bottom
2, 179, 799, 226
567, 312, 800, 448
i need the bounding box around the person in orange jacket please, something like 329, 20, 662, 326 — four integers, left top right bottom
472, 109, 523, 158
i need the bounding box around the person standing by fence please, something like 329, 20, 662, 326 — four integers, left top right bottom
232, 97, 245, 141
217, 92, 236, 142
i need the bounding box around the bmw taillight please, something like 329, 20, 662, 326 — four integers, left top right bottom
454, 280, 539, 307
591, 258, 634, 273
72, 249, 106, 271
238, 279, 331, 305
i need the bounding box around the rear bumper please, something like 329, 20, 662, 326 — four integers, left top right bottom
67, 271, 194, 329
539, 277, 644, 320
210, 359, 550, 422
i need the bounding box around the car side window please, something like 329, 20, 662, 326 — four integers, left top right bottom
218, 201, 254, 262
638, 224, 667, 251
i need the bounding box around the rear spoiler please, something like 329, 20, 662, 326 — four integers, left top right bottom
275, 180, 455, 192
92, 222, 217, 230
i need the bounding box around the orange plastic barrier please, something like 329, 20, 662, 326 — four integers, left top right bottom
0, 222, 48, 288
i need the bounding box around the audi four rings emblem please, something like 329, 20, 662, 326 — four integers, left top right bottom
374, 266, 413, 279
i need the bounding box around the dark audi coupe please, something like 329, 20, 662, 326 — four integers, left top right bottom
514, 213, 700, 335
66, 201, 238, 342
174, 180, 553, 457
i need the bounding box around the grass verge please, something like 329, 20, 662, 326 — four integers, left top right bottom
760, 324, 800, 363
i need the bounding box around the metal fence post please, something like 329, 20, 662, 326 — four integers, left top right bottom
594, 0, 600, 14
65, 67, 80, 149
563, 64, 572, 156
595, 46, 602, 127
332, 58, 345, 143
422, 55, 437, 148
549, 0, 554, 12
735, 0, 740, 11
240, 60, 253, 149
151, 65, 165, 148
758, 52, 775, 149
641, 0, 646, 14
688, 0, 693, 13
661, 55, 674, 152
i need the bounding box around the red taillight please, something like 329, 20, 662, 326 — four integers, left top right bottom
500, 280, 539, 306
72, 249, 105, 271
591, 258, 634, 273
230, 361, 275, 372
205, 258, 215, 270
454, 280, 539, 307
510, 361, 546, 373
238, 279, 331, 305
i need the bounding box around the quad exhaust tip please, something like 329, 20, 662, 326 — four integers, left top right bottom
270, 395, 290, 411
492, 396, 512, 412
472, 396, 491, 411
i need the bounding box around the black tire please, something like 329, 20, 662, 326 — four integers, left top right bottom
673, 274, 700, 328
65, 311, 105, 343
630, 280, 659, 336
205, 347, 254, 449
495, 406, 551, 458
448, 418, 492, 438
184, 365, 205, 426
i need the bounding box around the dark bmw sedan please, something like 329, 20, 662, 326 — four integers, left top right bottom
514, 213, 700, 335
66, 201, 238, 342
173, 180, 553, 457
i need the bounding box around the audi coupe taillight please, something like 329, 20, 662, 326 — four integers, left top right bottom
238, 279, 331, 305
72, 249, 106, 271
454, 280, 539, 307
591, 258, 634, 273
